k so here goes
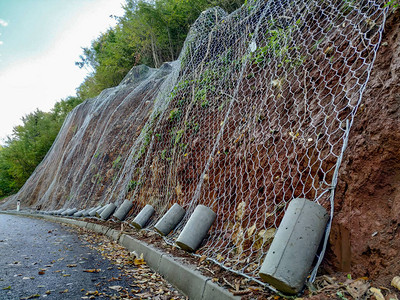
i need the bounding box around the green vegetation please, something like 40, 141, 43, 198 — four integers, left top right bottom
385, 0, 399, 8
0, 0, 244, 197
112, 155, 123, 169
75, 0, 244, 100
250, 19, 305, 68
0, 97, 83, 196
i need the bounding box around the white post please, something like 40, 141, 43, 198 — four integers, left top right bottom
16, 201, 20, 212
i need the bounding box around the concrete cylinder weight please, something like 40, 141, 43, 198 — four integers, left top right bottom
100, 203, 117, 220
113, 200, 134, 221
176, 205, 216, 252
73, 210, 85, 217
86, 207, 99, 216
66, 208, 78, 216
131, 204, 155, 229
88, 206, 101, 217
259, 198, 329, 294
55, 208, 64, 215
95, 206, 107, 218
154, 203, 185, 236
61, 209, 72, 216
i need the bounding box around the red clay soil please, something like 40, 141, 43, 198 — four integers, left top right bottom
326, 10, 400, 286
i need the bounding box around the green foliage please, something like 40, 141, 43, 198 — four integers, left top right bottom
0, 97, 83, 196
112, 155, 123, 169
76, 0, 245, 99
168, 108, 181, 121
250, 19, 304, 68
385, 0, 399, 8
127, 180, 141, 192
174, 129, 185, 145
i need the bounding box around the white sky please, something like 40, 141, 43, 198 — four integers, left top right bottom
0, 0, 126, 144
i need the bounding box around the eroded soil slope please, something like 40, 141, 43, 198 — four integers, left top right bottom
329, 10, 400, 284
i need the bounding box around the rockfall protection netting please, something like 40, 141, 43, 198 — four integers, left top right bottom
12, 0, 388, 287
124, 0, 387, 284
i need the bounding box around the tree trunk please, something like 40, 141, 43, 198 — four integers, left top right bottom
151, 35, 160, 68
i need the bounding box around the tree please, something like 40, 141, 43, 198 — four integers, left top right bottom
75, 0, 245, 99
0, 97, 83, 196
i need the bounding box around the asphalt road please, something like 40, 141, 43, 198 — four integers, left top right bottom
0, 214, 134, 299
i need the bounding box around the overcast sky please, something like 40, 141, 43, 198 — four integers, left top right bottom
0, 0, 126, 144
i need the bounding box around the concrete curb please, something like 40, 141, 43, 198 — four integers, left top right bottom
0, 211, 239, 300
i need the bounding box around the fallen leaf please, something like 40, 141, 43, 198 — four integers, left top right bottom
85, 290, 99, 295
391, 276, 400, 291
21, 294, 40, 299
199, 255, 207, 264
212, 278, 219, 282
134, 257, 146, 266
345, 279, 369, 298
369, 287, 384, 300
45, 290, 51, 295
63, 274, 71, 277
136, 292, 152, 298
67, 264, 77, 268
59, 289, 69, 294
109, 285, 123, 291
247, 223, 257, 236
83, 269, 101, 273
2, 286, 11, 290
216, 253, 224, 262
38, 271, 45, 275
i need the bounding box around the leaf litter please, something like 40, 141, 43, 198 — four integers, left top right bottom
67, 220, 400, 299
70, 226, 186, 299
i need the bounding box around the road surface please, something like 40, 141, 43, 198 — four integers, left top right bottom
0, 214, 183, 299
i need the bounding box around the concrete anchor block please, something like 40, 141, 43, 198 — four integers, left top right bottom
131, 204, 155, 229
89, 206, 102, 217
113, 200, 134, 221
95, 206, 107, 218
65, 208, 78, 216
82, 208, 92, 216
81, 208, 91, 216
84, 207, 97, 216
176, 205, 216, 252
61, 208, 72, 216
73, 210, 85, 217
100, 203, 117, 220
55, 208, 67, 215
259, 198, 329, 294
154, 203, 185, 236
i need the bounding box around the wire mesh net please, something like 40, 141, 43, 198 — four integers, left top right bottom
14, 0, 388, 287
120, 0, 387, 283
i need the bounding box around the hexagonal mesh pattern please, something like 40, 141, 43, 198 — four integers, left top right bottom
114, 0, 388, 285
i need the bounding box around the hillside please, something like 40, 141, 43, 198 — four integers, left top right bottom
2, 0, 399, 290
